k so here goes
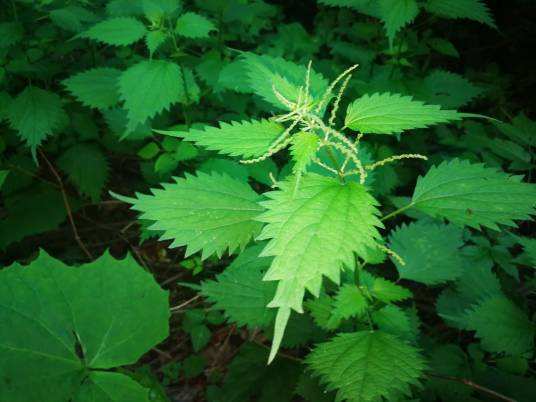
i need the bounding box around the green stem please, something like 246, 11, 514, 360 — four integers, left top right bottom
324, 145, 345, 183
381, 203, 414, 221
10, 0, 18, 22
354, 262, 374, 331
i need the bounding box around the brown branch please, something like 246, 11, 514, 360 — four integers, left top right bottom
425, 371, 518, 402
38, 148, 93, 261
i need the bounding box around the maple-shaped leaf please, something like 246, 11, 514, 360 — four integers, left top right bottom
116, 171, 264, 259
7, 86, 67, 157
156, 119, 284, 159
345, 92, 476, 134
411, 159, 536, 230
306, 330, 425, 402
63, 67, 121, 109
78, 17, 147, 46
257, 174, 383, 361
118, 59, 184, 132
0, 251, 169, 402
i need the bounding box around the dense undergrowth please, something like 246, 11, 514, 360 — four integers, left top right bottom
1, 1, 536, 401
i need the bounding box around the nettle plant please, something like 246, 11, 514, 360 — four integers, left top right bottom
122, 60, 536, 400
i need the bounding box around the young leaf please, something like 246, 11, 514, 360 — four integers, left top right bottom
425, 0, 497, 29
306, 331, 425, 402
330, 284, 368, 324
369, 275, 412, 303
372, 305, 417, 342
290, 131, 319, 174
175, 12, 216, 38
118, 60, 183, 131
201, 244, 277, 328
57, 143, 109, 201
411, 159, 536, 230
7, 86, 67, 156
388, 222, 465, 284
257, 174, 383, 361
78, 17, 147, 46
117, 171, 264, 259
63, 67, 121, 109
465, 296, 534, 355
242, 53, 329, 111
345, 92, 469, 134
156, 119, 284, 159
0, 251, 169, 402
145, 30, 167, 56
379, 0, 419, 47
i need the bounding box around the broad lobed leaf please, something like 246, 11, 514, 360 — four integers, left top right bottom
0, 251, 169, 402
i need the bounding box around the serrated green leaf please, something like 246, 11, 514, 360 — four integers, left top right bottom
242, 53, 329, 111
145, 30, 167, 56
175, 12, 216, 38
345, 92, 472, 134
0, 251, 169, 402
496, 113, 536, 147
425, 0, 496, 29
201, 244, 276, 328
7, 86, 67, 155
305, 295, 338, 331
291, 131, 320, 174
372, 305, 417, 342
411, 159, 536, 230
118, 60, 183, 131
379, 0, 419, 47
415, 70, 481, 108
388, 222, 465, 284
427, 37, 460, 57
330, 284, 367, 325
48, 6, 99, 33
257, 174, 382, 361
519, 237, 536, 267
63, 67, 121, 109
156, 119, 284, 159
142, 0, 181, 21
369, 276, 412, 303
58, 143, 109, 201
318, 0, 381, 17
118, 171, 264, 259
465, 296, 534, 355
307, 331, 425, 402
79, 17, 147, 46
